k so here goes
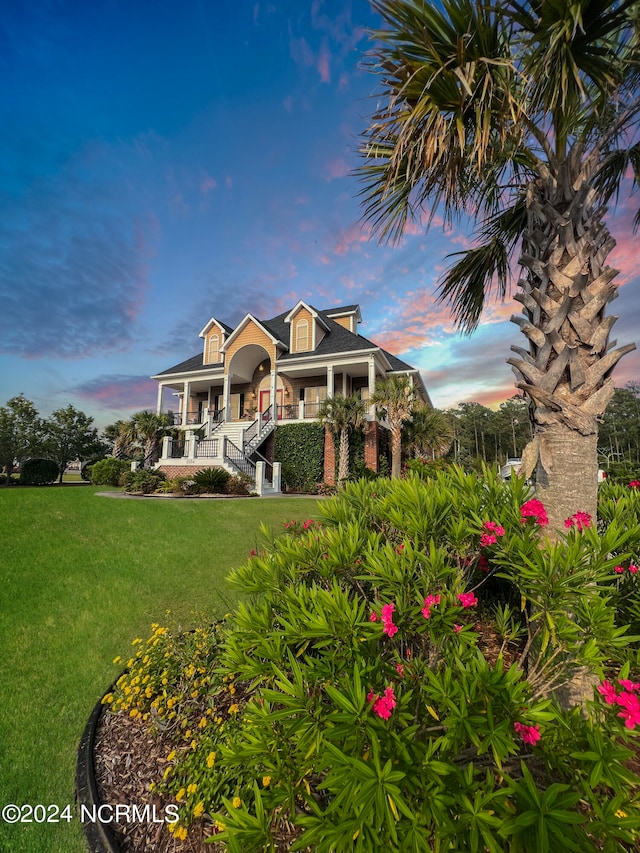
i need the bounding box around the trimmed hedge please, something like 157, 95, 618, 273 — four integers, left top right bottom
274, 422, 324, 491
19, 458, 60, 485
89, 458, 131, 487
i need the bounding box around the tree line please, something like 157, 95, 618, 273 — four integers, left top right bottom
0, 395, 170, 485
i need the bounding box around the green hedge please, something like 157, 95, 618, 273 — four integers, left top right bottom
89, 457, 131, 486
274, 422, 324, 491
19, 458, 60, 485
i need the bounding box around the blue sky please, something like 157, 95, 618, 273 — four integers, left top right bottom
2, 0, 639, 430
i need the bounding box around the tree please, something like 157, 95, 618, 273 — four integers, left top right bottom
359, 0, 640, 534
371, 375, 415, 477
403, 405, 454, 459
0, 395, 44, 484
44, 405, 105, 483
103, 419, 137, 459
131, 411, 172, 468
318, 394, 367, 482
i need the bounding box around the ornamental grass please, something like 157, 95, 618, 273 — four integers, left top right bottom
107, 467, 640, 852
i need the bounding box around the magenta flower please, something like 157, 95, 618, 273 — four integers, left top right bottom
457, 592, 478, 608
421, 593, 441, 620
630, 564, 639, 575
303, 519, 314, 529
629, 480, 640, 488
480, 533, 498, 547
615, 691, 640, 729
564, 511, 592, 531
483, 521, 505, 536
370, 686, 397, 720
618, 678, 640, 692
520, 499, 549, 526
396, 663, 404, 678
597, 680, 619, 705
453, 624, 463, 634
615, 565, 625, 574
370, 611, 378, 622
477, 555, 490, 573
381, 602, 398, 637
514, 722, 541, 745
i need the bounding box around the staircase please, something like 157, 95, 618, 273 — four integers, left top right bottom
205, 408, 277, 491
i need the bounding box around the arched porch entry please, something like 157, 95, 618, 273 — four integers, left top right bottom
226, 345, 282, 421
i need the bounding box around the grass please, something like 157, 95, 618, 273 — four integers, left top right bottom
0, 486, 320, 853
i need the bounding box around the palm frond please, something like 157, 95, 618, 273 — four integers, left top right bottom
437, 195, 528, 333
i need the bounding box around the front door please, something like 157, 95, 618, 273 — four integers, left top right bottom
259, 390, 283, 415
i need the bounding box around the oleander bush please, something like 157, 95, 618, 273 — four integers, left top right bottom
19, 457, 60, 485
107, 467, 640, 851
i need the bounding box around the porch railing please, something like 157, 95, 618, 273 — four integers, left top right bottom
196, 438, 219, 458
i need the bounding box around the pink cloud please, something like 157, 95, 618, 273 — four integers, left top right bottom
317, 42, 331, 82
75, 376, 158, 411
332, 221, 371, 256
200, 175, 217, 195
325, 157, 350, 181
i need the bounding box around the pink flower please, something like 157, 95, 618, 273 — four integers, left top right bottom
381, 603, 398, 638
457, 592, 478, 608
615, 691, 640, 729
370, 611, 378, 622
396, 663, 404, 678
453, 624, 463, 634
421, 593, 441, 620
371, 686, 397, 720
564, 511, 592, 531
520, 499, 549, 526
477, 555, 490, 573
366, 691, 376, 703
629, 480, 640, 488
597, 680, 619, 705
615, 565, 625, 574
618, 679, 640, 692
514, 722, 541, 745
483, 521, 505, 537
303, 519, 314, 529
383, 621, 398, 638
630, 564, 639, 575
480, 533, 498, 547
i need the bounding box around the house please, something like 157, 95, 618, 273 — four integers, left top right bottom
152, 301, 431, 492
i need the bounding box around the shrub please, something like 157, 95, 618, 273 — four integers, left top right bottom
122, 469, 166, 494
89, 458, 131, 487
226, 473, 252, 496
19, 458, 60, 485
192, 467, 230, 493
274, 423, 324, 491
107, 467, 640, 850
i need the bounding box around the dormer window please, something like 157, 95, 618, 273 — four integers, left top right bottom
208, 334, 220, 363
295, 318, 309, 352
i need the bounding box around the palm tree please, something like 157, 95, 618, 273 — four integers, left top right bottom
132, 411, 171, 468
359, 0, 639, 533
403, 405, 454, 460
318, 394, 367, 482
371, 375, 416, 477
104, 419, 137, 459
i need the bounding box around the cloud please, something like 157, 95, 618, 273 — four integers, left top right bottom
317, 41, 331, 83
200, 174, 218, 195
0, 147, 151, 359
74, 375, 158, 411
325, 156, 350, 181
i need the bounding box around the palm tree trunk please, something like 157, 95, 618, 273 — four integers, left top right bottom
338, 427, 349, 481
390, 427, 402, 479
508, 158, 635, 534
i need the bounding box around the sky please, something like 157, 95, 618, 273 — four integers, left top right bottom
2, 0, 639, 431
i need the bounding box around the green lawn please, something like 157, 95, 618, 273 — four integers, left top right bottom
0, 486, 319, 853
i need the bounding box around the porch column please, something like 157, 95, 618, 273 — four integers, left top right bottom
368, 356, 376, 419
156, 383, 164, 415
342, 372, 348, 396
182, 381, 191, 426
326, 364, 334, 399
222, 374, 231, 421
270, 366, 278, 422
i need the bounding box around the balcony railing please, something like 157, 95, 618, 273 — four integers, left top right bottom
196, 439, 219, 458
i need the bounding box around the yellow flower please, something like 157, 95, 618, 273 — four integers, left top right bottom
198, 717, 208, 729
187, 783, 198, 796
175, 825, 188, 841
232, 797, 242, 809
262, 776, 271, 787
228, 704, 239, 714
206, 751, 216, 768
176, 788, 185, 802
228, 684, 236, 695
193, 801, 204, 818
102, 693, 114, 705
112, 655, 122, 665
132, 638, 142, 645
163, 766, 172, 780
215, 820, 225, 832
167, 750, 176, 762
616, 809, 628, 818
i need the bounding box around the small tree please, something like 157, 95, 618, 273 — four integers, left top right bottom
0, 395, 44, 485
103, 419, 138, 459
131, 411, 171, 468
371, 375, 415, 478
403, 405, 454, 460
319, 394, 367, 482
44, 405, 105, 483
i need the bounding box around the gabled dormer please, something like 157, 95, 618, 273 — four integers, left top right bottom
284, 301, 330, 353
199, 318, 231, 366
325, 305, 362, 334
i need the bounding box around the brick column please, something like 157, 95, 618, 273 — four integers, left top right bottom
323, 426, 336, 485
364, 421, 379, 473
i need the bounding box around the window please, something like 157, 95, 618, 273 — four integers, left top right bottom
207, 334, 220, 363
295, 319, 309, 351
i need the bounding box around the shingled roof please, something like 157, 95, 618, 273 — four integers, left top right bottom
155, 304, 415, 377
